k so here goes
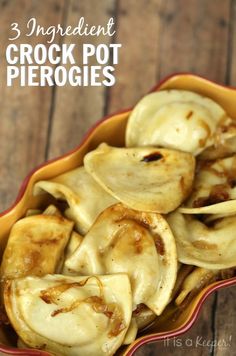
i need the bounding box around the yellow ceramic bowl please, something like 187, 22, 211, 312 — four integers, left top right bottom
0, 73, 236, 356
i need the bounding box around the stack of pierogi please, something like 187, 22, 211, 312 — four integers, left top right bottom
2, 90, 236, 356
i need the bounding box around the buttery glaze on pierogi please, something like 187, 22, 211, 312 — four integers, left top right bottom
65, 203, 177, 315
34, 166, 117, 235
4, 274, 132, 356
126, 90, 232, 154
84, 144, 195, 213
2, 89, 236, 356
1, 205, 73, 280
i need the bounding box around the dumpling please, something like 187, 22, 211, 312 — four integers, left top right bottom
34, 166, 117, 235
175, 266, 236, 306
62, 231, 83, 275
84, 143, 195, 214
167, 211, 236, 269
199, 117, 236, 160
175, 267, 219, 305
42, 204, 62, 217
126, 90, 227, 155
179, 155, 236, 214
170, 264, 194, 301
65, 204, 177, 315
4, 274, 132, 356
1, 209, 73, 279
26, 205, 61, 218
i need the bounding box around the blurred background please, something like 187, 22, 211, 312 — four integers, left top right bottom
0, 0, 235, 355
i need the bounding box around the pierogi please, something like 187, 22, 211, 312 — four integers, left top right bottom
65, 203, 177, 315
1, 208, 73, 280
34, 166, 117, 234
4, 274, 132, 356
84, 144, 195, 214
179, 155, 236, 214
175, 267, 219, 305
167, 212, 236, 269
126, 90, 228, 155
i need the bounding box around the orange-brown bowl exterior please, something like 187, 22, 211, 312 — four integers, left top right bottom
0, 73, 236, 356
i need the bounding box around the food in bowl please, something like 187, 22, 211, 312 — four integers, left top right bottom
1, 88, 236, 355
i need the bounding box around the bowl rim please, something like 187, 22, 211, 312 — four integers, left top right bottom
1, 72, 236, 356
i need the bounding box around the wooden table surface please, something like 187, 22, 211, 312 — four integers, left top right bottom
0, 0, 235, 355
